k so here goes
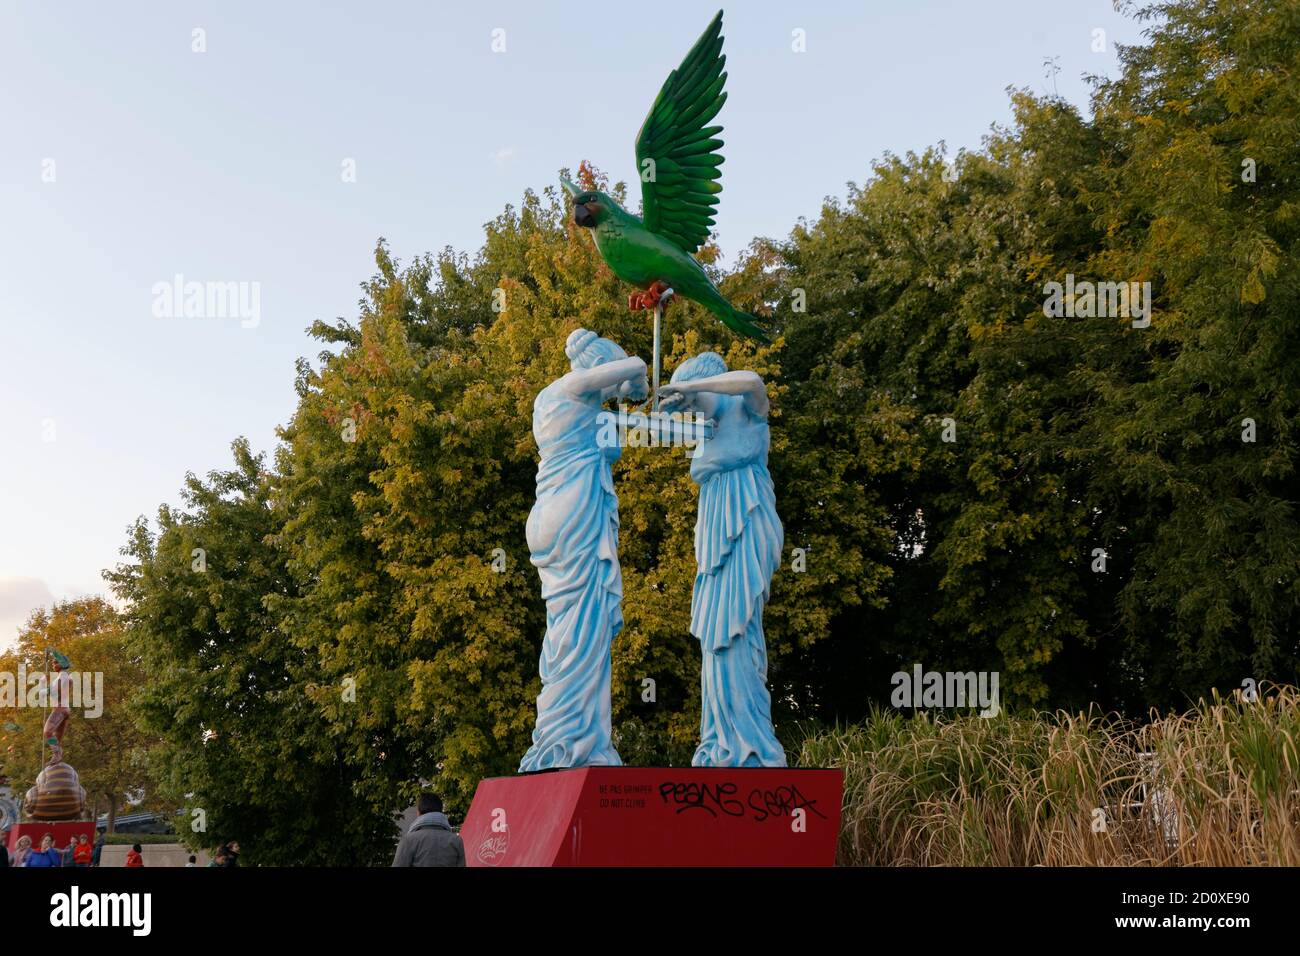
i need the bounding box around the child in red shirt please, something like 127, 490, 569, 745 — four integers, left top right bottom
73, 833, 93, 867
125, 844, 143, 867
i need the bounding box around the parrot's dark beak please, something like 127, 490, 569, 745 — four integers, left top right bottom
574, 203, 595, 228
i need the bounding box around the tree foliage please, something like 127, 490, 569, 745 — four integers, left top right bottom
106, 441, 397, 865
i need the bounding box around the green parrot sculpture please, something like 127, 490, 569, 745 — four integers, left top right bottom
562, 10, 768, 341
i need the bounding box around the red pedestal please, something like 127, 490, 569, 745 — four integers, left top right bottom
5, 820, 96, 860
460, 766, 843, 867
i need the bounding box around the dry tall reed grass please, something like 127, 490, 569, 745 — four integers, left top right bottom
796, 685, 1300, 866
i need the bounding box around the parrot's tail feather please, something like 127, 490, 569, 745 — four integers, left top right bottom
723, 305, 771, 343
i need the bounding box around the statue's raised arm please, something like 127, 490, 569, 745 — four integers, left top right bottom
657, 368, 767, 419
561, 353, 647, 403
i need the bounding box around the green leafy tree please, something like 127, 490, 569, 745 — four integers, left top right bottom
107, 440, 398, 865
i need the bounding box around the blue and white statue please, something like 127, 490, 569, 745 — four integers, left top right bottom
519, 329, 648, 772
658, 353, 787, 767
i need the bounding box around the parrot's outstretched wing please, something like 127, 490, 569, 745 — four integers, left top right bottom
635, 10, 727, 255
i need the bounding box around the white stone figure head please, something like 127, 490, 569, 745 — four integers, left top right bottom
566, 328, 627, 370
670, 351, 727, 383
668, 351, 728, 417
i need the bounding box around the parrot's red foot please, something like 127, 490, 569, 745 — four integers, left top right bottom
629, 280, 674, 311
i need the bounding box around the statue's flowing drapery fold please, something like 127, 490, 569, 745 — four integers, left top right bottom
690, 395, 786, 768
519, 382, 623, 771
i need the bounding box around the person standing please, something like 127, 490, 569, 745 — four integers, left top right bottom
392, 794, 466, 867
221, 841, 240, 867
24, 833, 63, 867
73, 833, 93, 867
12, 835, 32, 867
518, 329, 647, 771
90, 828, 105, 867
659, 354, 787, 767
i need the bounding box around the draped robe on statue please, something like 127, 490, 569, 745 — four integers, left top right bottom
690, 394, 786, 767
518, 379, 623, 771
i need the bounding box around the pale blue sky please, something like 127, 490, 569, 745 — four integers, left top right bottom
0, 0, 1142, 646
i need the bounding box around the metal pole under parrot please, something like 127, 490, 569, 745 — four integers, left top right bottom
652, 304, 660, 413
651, 296, 670, 414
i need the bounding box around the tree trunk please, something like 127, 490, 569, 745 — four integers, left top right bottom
106, 796, 117, 834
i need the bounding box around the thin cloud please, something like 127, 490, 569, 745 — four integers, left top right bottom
0, 576, 56, 651
489, 146, 517, 169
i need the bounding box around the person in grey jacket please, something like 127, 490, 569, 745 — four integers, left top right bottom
392, 793, 466, 867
